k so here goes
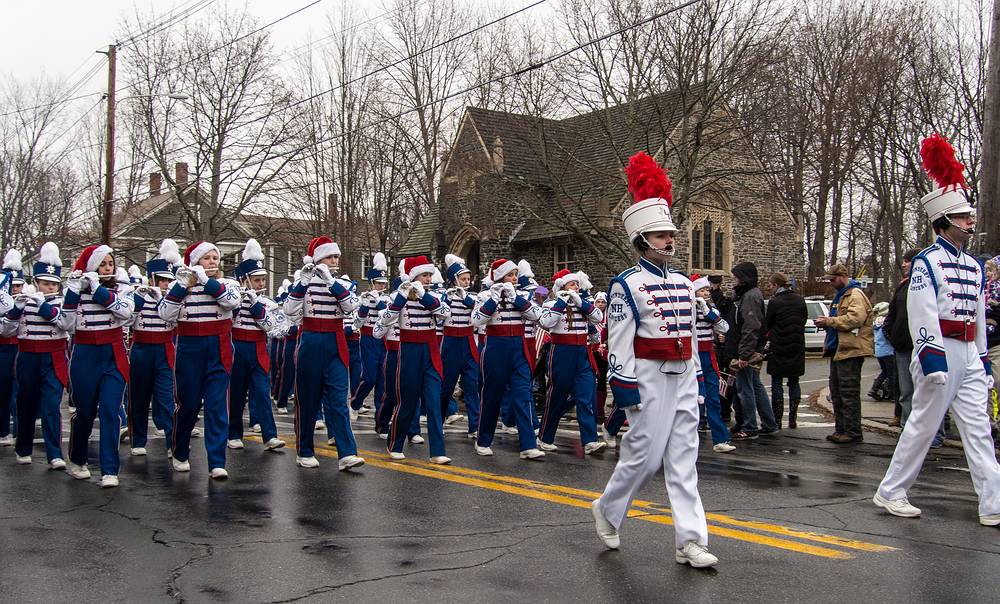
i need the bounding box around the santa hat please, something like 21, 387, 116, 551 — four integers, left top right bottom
367, 252, 388, 283
73, 244, 114, 273
445, 254, 470, 284
147, 239, 181, 279
692, 276, 712, 293
236, 238, 267, 279
489, 258, 517, 282
919, 133, 974, 222
33, 241, 63, 282
303, 236, 340, 264
622, 152, 676, 241
403, 256, 435, 281
2, 249, 25, 284
127, 264, 143, 285
184, 241, 220, 266
516, 259, 537, 290
431, 267, 444, 286
551, 269, 580, 293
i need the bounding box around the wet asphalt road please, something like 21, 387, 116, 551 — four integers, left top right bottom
1, 359, 997, 603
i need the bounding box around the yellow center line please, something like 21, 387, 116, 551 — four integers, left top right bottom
247, 434, 892, 559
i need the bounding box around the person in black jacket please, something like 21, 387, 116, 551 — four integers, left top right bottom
725, 262, 777, 439
764, 273, 807, 428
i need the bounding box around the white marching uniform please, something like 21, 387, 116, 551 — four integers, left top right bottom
877, 236, 1000, 516
595, 257, 708, 547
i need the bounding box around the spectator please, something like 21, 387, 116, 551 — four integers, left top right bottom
764, 272, 807, 428
725, 262, 777, 440
870, 302, 897, 402
814, 264, 874, 444
884, 249, 921, 428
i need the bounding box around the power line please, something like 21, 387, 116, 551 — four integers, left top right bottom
117, 0, 220, 51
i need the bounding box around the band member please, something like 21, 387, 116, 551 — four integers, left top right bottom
283, 236, 365, 471
351, 254, 389, 416
692, 277, 735, 453
127, 239, 180, 458
591, 292, 610, 440
536, 269, 605, 454
227, 239, 288, 452
0, 249, 24, 446
874, 134, 1000, 526
380, 256, 451, 463
591, 152, 717, 567
472, 259, 545, 460
440, 254, 480, 438
63, 244, 134, 488
3, 243, 69, 469
159, 241, 241, 479
274, 277, 298, 415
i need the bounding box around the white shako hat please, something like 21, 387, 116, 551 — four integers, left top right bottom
622, 151, 676, 242
919, 133, 974, 222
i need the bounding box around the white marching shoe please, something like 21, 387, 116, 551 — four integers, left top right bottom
15, 454, 31, 465
713, 442, 736, 453
519, 448, 545, 460
191, 427, 202, 438
66, 461, 91, 480
338, 455, 365, 471
389, 452, 406, 460
296, 456, 320, 468
873, 493, 921, 518
980, 513, 1000, 526
444, 414, 464, 425
210, 468, 229, 480
537, 441, 558, 452
584, 441, 607, 455
676, 542, 718, 568
130, 447, 147, 456
172, 458, 191, 472
475, 446, 493, 456
154, 428, 165, 437
49, 458, 67, 470
409, 435, 425, 445
251, 424, 262, 434
0, 435, 13, 446
315, 420, 326, 430
591, 500, 619, 549
227, 439, 244, 450
100, 475, 119, 489
264, 438, 286, 451
429, 456, 452, 465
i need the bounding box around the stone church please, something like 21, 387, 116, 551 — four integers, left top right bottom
397, 88, 803, 288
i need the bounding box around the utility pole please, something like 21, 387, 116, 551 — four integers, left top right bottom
980, 0, 1000, 254
101, 44, 116, 245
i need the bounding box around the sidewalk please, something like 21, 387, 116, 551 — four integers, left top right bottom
812, 387, 967, 449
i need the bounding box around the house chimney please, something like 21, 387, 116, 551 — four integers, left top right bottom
492, 136, 504, 173
175, 162, 189, 186
149, 172, 162, 197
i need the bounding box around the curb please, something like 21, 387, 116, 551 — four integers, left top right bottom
810, 386, 965, 449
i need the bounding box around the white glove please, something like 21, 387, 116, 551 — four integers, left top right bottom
927, 372, 947, 386
244, 288, 259, 305
174, 267, 194, 287
65, 274, 85, 293
299, 263, 315, 286
502, 282, 516, 302
83, 272, 101, 292
315, 263, 334, 284
987, 375, 995, 390
362, 290, 377, 304
490, 283, 504, 303
410, 280, 425, 298
148, 286, 162, 300
557, 290, 572, 303
29, 292, 45, 305
13, 294, 30, 309
695, 297, 709, 315
568, 291, 583, 308
191, 265, 209, 285
397, 281, 413, 299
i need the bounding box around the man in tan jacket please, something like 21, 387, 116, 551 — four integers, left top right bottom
814, 264, 874, 443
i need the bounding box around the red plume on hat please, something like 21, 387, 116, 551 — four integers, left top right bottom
920, 133, 966, 190
625, 152, 672, 207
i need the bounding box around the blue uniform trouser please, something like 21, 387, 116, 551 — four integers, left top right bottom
351, 334, 385, 411
229, 340, 278, 442
268, 338, 281, 392
69, 343, 125, 475
605, 406, 627, 438
128, 342, 175, 450
347, 337, 362, 402
15, 351, 63, 461
699, 351, 731, 445
0, 344, 16, 438
276, 335, 296, 408
441, 335, 480, 433
389, 341, 445, 457
173, 334, 230, 470
477, 336, 537, 451
376, 348, 398, 434
539, 344, 598, 446
294, 331, 357, 459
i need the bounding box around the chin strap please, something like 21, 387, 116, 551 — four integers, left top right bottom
640, 233, 676, 257
945, 217, 976, 235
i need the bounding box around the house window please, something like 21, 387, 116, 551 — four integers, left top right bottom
359, 252, 371, 277
687, 192, 732, 275
554, 244, 576, 272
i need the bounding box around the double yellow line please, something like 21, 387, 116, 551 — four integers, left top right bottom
252, 435, 895, 560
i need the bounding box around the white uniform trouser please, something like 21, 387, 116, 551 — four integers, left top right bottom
596, 358, 708, 548
877, 338, 1000, 516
